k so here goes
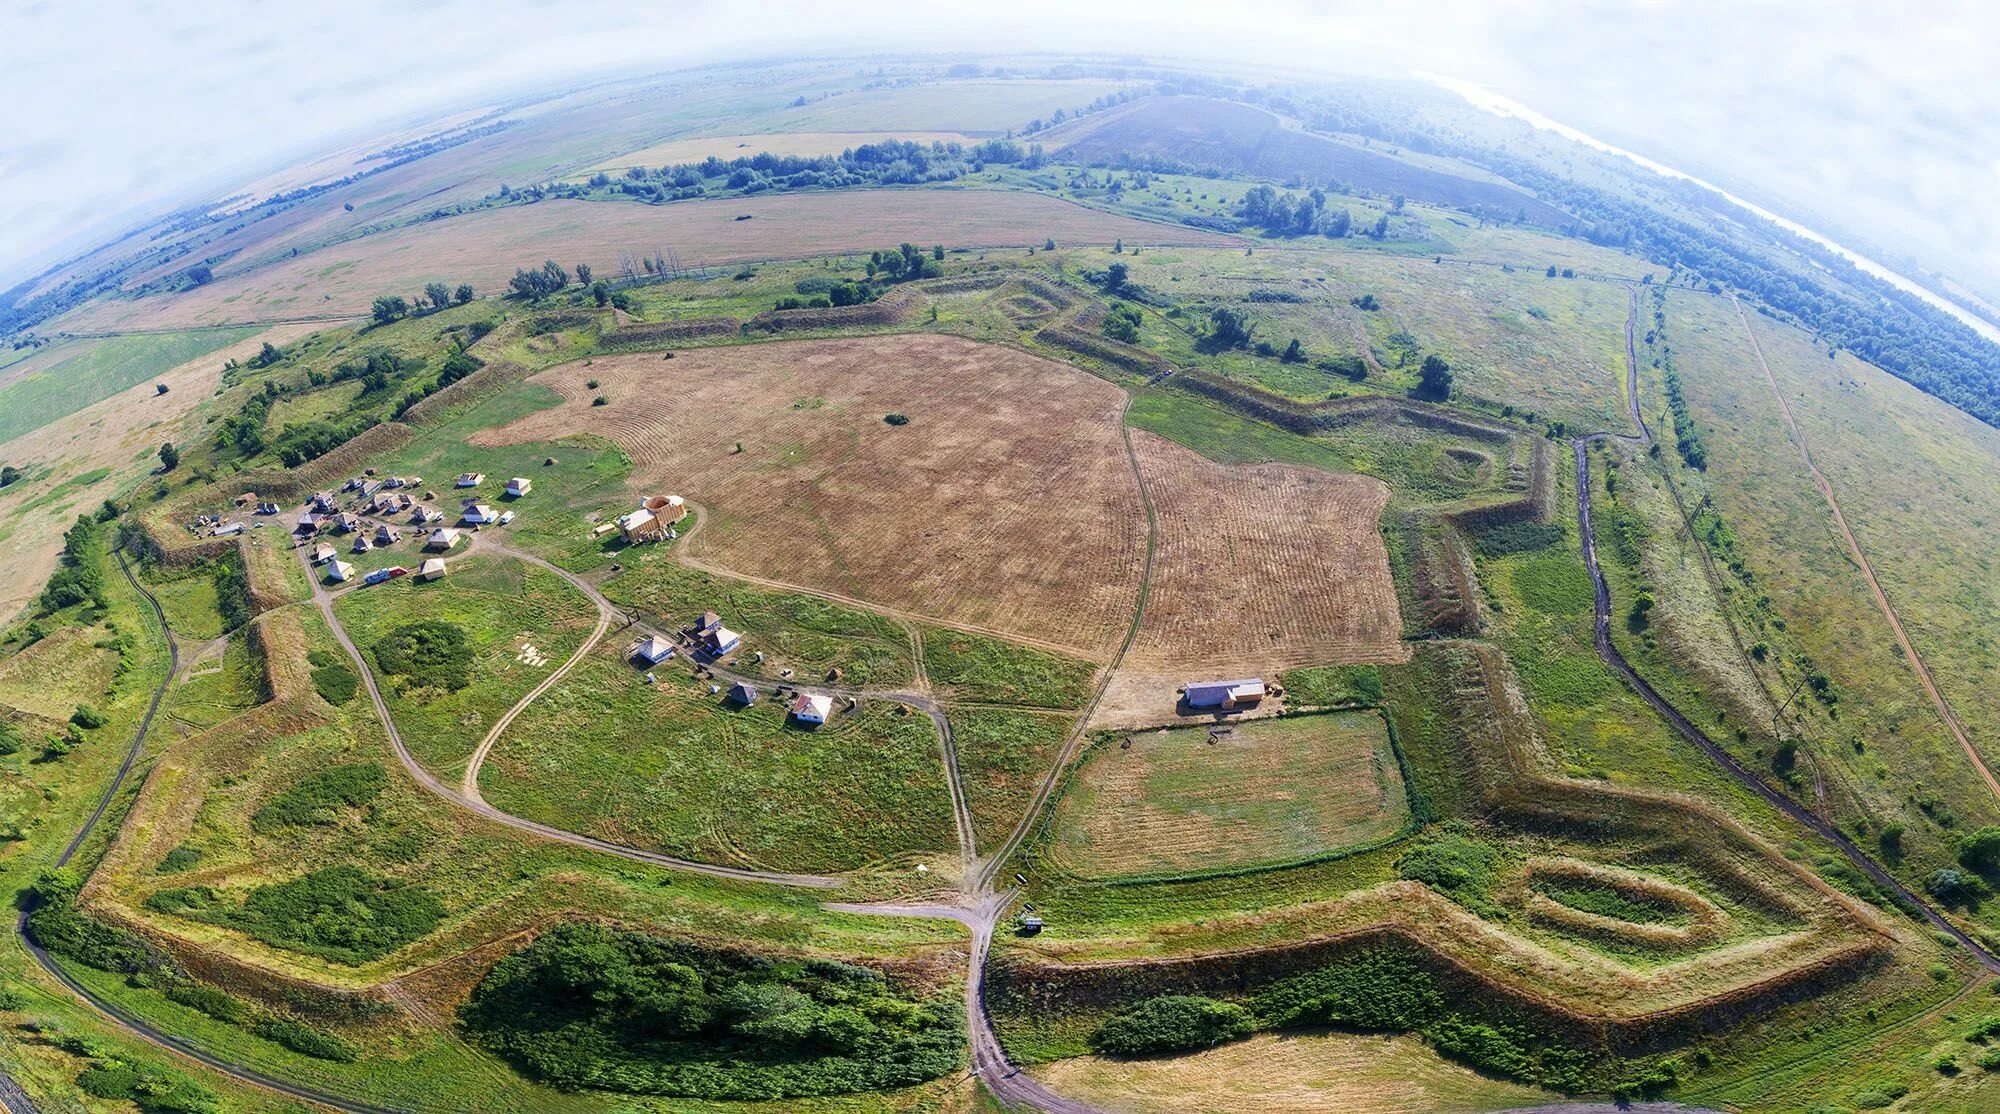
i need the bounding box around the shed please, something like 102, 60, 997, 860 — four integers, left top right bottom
461, 504, 499, 525
418, 558, 447, 581
211, 522, 245, 537
632, 635, 675, 665
310, 542, 336, 564
325, 560, 356, 583
455, 472, 484, 488
427, 527, 460, 550
374, 524, 402, 545
505, 477, 532, 497
727, 682, 758, 706
351, 535, 372, 553
1184, 678, 1266, 710
790, 692, 833, 725
695, 610, 722, 634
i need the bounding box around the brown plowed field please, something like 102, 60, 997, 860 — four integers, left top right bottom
62, 191, 1229, 332
473, 335, 1147, 658
1124, 431, 1407, 674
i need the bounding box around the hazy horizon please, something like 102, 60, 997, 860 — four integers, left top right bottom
4, 1, 1994, 304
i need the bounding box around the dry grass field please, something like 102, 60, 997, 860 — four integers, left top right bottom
1031, 1031, 1556, 1114
0, 325, 318, 623
476, 335, 1148, 657
1046, 712, 1408, 879
578, 131, 980, 175
1123, 431, 1406, 673
62, 191, 1227, 332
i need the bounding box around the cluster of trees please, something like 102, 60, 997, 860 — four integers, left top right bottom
461, 924, 964, 1099
1237, 185, 1376, 239
544, 138, 1048, 208
1021, 88, 1137, 134
373, 620, 473, 693
865, 243, 942, 281
39, 511, 112, 614
507, 259, 581, 300
373, 281, 473, 323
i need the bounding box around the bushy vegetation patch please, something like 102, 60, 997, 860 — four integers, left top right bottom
309, 659, 357, 705
156, 846, 202, 873
38, 514, 110, 614
1090, 995, 1254, 1055
372, 620, 472, 694
75, 1059, 218, 1113
1473, 521, 1564, 558
1395, 824, 1504, 915
460, 924, 964, 1099
27, 870, 174, 977
150, 866, 444, 965
249, 763, 386, 832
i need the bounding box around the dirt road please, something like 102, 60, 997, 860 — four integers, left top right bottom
1574, 437, 2000, 973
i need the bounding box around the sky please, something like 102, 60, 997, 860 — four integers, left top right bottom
3, 0, 1996, 300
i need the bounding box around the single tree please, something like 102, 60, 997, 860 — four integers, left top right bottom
575, 263, 592, 286
455, 283, 474, 305
1105, 262, 1128, 290
1416, 354, 1454, 400
424, 282, 451, 310
157, 442, 179, 472
371, 295, 409, 324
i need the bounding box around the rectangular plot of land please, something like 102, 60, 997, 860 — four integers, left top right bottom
1124, 430, 1407, 674
1046, 711, 1408, 879
475, 335, 1148, 660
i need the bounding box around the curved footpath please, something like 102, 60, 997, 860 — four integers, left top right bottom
1573, 438, 2000, 973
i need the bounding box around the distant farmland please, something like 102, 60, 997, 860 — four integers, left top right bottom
1051, 96, 1572, 227
60, 190, 1230, 332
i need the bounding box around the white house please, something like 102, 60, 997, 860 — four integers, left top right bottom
631, 635, 675, 665
309, 542, 336, 564
701, 625, 742, 657
427, 527, 460, 550
790, 692, 833, 725
455, 472, 484, 488
325, 560, 357, 583
461, 504, 500, 525
505, 477, 532, 497
1184, 678, 1266, 710
374, 524, 403, 545
418, 557, 447, 581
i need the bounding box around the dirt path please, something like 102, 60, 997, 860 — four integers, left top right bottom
1730, 296, 2000, 804
301, 538, 843, 889
1574, 437, 2000, 973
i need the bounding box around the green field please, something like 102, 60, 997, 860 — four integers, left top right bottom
477, 642, 956, 873
920, 628, 1097, 708
329, 554, 597, 776
0, 328, 257, 444
1045, 712, 1411, 880
602, 553, 915, 687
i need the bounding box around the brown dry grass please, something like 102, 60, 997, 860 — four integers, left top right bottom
577, 131, 980, 175
0, 324, 319, 624
475, 335, 1147, 657
1123, 430, 1407, 674
1031, 1030, 1556, 1114
60, 191, 1229, 332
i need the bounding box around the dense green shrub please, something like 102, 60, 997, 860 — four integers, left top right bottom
1396, 824, 1503, 914
150, 867, 442, 965
461, 924, 963, 1099
1472, 521, 1564, 557
1255, 947, 1444, 1031
211, 551, 251, 631
69, 704, 108, 729
372, 620, 472, 693
310, 661, 358, 705
252, 1016, 360, 1062
39, 515, 110, 614
26, 870, 172, 976
75, 1060, 217, 1113
226, 866, 444, 964
166, 984, 252, 1026
250, 763, 385, 831
1091, 995, 1253, 1055
1279, 665, 1383, 707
